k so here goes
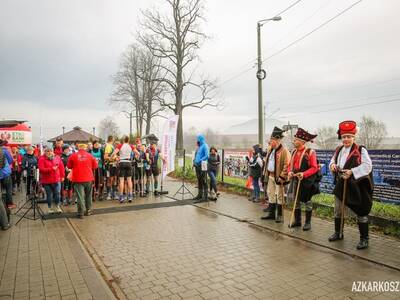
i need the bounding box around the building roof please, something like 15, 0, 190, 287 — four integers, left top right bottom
48, 126, 100, 143
0, 120, 28, 128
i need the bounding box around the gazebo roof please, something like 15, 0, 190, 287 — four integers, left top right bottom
48, 126, 100, 143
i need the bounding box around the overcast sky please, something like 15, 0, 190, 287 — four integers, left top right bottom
1, 0, 399, 142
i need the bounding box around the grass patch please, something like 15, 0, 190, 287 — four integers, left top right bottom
173, 164, 400, 221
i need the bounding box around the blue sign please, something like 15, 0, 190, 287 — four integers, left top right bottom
316, 149, 400, 205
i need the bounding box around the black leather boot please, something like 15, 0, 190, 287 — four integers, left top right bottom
192, 188, 203, 201
356, 222, 369, 250
328, 218, 343, 241
303, 210, 312, 231
275, 204, 283, 223
261, 203, 276, 220
288, 209, 301, 228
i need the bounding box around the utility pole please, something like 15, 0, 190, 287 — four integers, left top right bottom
92, 127, 96, 136
256, 16, 281, 148
62, 126, 65, 135
257, 22, 264, 147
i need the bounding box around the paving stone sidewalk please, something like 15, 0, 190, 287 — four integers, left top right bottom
0, 195, 116, 300
70, 203, 400, 300
165, 178, 400, 271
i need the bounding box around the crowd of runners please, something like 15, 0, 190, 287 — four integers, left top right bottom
0, 134, 165, 224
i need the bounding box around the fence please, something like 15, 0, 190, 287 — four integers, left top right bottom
208, 148, 400, 205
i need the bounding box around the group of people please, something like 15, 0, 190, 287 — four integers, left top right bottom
0, 134, 166, 222
192, 134, 221, 203
245, 120, 373, 250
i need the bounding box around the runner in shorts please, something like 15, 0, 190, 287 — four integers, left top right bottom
104, 135, 118, 200
145, 140, 165, 196
115, 136, 134, 203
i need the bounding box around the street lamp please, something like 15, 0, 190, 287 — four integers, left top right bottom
257, 15, 281, 147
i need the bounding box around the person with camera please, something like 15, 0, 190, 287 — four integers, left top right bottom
287, 128, 319, 231
22, 146, 38, 196
38, 147, 65, 214
247, 144, 264, 203
328, 120, 373, 250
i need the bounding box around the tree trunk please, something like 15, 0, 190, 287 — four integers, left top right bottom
175, 72, 184, 150
176, 105, 183, 151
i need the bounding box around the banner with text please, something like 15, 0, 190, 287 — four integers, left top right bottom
161, 115, 179, 179
316, 149, 400, 204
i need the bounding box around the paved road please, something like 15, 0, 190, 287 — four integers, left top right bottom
70, 205, 400, 299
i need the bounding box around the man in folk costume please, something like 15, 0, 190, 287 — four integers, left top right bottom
328, 120, 373, 250
288, 128, 320, 230
261, 127, 291, 222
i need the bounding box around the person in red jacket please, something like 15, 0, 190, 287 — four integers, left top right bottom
287, 128, 320, 230
54, 137, 64, 157
38, 147, 65, 214
67, 143, 98, 218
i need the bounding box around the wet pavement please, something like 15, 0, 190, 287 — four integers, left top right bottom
70, 204, 399, 299
0, 218, 115, 300
1, 178, 400, 299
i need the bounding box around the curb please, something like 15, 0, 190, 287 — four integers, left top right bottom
192, 203, 400, 273
66, 218, 128, 300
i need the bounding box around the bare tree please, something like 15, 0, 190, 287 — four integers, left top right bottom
110, 44, 165, 136
358, 115, 387, 149
140, 53, 167, 134
139, 0, 219, 150
315, 126, 338, 150
98, 116, 120, 140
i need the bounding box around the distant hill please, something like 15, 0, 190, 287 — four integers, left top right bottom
224, 118, 286, 135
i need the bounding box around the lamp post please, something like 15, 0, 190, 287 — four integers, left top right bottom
257, 16, 281, 147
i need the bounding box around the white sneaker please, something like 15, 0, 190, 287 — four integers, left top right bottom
56, 205, 62, 213
48, 207, 55, 214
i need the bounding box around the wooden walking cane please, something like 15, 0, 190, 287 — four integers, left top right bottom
280, 183, 285, 222
340, 178, 348, 238
289, 177, 302, 228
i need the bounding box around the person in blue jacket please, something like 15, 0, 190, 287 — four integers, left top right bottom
0, 140, 15, 209
193, 134, 209, 203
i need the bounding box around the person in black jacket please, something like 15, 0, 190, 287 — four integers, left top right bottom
247, 144, 264, 203
22, 146, 38, 196
208, 146, 220, 201
328, 120, 373, 250
61, 145, 73, 205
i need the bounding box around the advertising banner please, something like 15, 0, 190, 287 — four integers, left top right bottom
161, 115, 179, 179
316, 149, 400, 204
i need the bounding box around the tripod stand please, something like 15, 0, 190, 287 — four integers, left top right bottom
14, 169, 45, 225
167, 150, 194, 201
